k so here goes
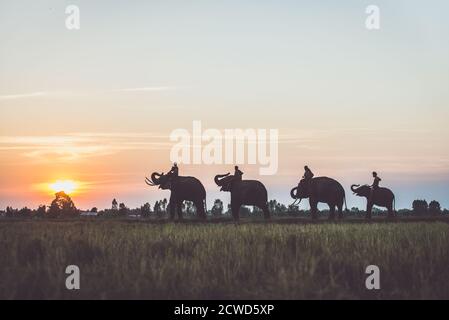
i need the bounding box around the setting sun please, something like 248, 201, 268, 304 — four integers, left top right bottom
49, 180, 77, 194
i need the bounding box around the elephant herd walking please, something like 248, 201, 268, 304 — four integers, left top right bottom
145, 165, 396, 221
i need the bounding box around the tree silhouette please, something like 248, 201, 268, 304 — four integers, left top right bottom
412, 199, 428, 215
118, 202, 128, 216
268, 200, 277, 213
181, 201, 186, 213
141, 202, 151, 217
226, 203, 232, 215
211, 199, 224, 216
18, 207, 32, 217
287, 203, 300, 213
268, 199, 287, 214
48, 191, 78, 217
252, 206, 262, 214
154, 201, 161, 216
6, 206, 16, 217
112, 198, 118, 211
185, 201, 194, 215
36, 205, 46, 218
429, 200, 441, 215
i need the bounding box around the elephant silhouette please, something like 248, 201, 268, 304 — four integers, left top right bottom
214, 173, 270, 221
290, 177, 347, 220
351, 184, 395, 219
146, 172, 207, 220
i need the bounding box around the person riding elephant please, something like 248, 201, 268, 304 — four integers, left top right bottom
301, 165, 314, 195
290, 175, 347, 220
371, 171, 381, 189
145, 169, 207, 220
215, 169, 270, 220
303, 165, 314, 181
234, 166, 243, 181
370, 171, 381, 201
168, 162, 179, 177
351, 179, 395, 219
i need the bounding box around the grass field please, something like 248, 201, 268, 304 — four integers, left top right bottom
1, 219, 449, 299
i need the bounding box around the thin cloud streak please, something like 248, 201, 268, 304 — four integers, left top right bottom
0, 132, 171, 162
114, 86, 176, 92
0, 87, 176, 101
0, 92, 47, 100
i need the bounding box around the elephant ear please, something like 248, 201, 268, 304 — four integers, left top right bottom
221, 181, 231, 192
297, 180, 311, 198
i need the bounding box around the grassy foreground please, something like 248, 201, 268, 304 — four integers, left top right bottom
0, 220, 448, 299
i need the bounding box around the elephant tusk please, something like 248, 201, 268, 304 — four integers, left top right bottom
145, 177, 155, 186
291, 198, 302, 206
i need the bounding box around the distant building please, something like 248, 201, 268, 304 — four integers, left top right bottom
80, 210, 98, 216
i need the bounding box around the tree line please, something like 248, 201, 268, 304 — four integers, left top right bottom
0, 191, 447, 219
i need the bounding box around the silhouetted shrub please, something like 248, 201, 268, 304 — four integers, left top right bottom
36, 205, 46, 218
211, 199, 224, 216
141, 202, 151, 217
412, 199, 428, 215
118, 203, 129, 216
429, 200, 441, 215
18, 207, 33, 218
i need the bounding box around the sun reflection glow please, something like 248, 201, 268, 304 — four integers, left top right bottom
49, 180, 77, 194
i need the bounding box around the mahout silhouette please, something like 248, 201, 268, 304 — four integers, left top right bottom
290, 176, 346, 220
169, 162, 179, 177
351, 184, 395, 219
369, 171, 381, 202
302, 165, 314, 180
145, 166, 206, 220
214, 168, 270, 221
234, 165, 243, 181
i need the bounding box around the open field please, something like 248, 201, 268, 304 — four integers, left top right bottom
1, 219, 449, 299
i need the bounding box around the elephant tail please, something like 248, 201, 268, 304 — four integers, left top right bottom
393, 195, 396, 212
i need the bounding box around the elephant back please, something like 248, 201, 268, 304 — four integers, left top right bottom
173, 176, 206, 199
234, 180, 268, 202
310, 176, 345, 195
376, 187, 395, 199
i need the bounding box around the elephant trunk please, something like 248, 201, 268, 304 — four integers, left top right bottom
214, 173, 230, 186
290, 187, 303, 206
145, 172, 162, 186
351, 184, 360, 192
151, 172, 162, 184
290, 187, 298, 199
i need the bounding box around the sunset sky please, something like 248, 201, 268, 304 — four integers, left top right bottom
1, 0, 449, 210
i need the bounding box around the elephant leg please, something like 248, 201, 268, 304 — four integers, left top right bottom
260, 203, 270, 220
231, 203, 240, 221
328, 204, 335, 220
168, 199, 176, 220
337, 203, 344, 219
310, 199, 318, 220
177, 200, 183, 220
366, 202, 373, 220
195, 199, 207, 221
387, 204, 394, 219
